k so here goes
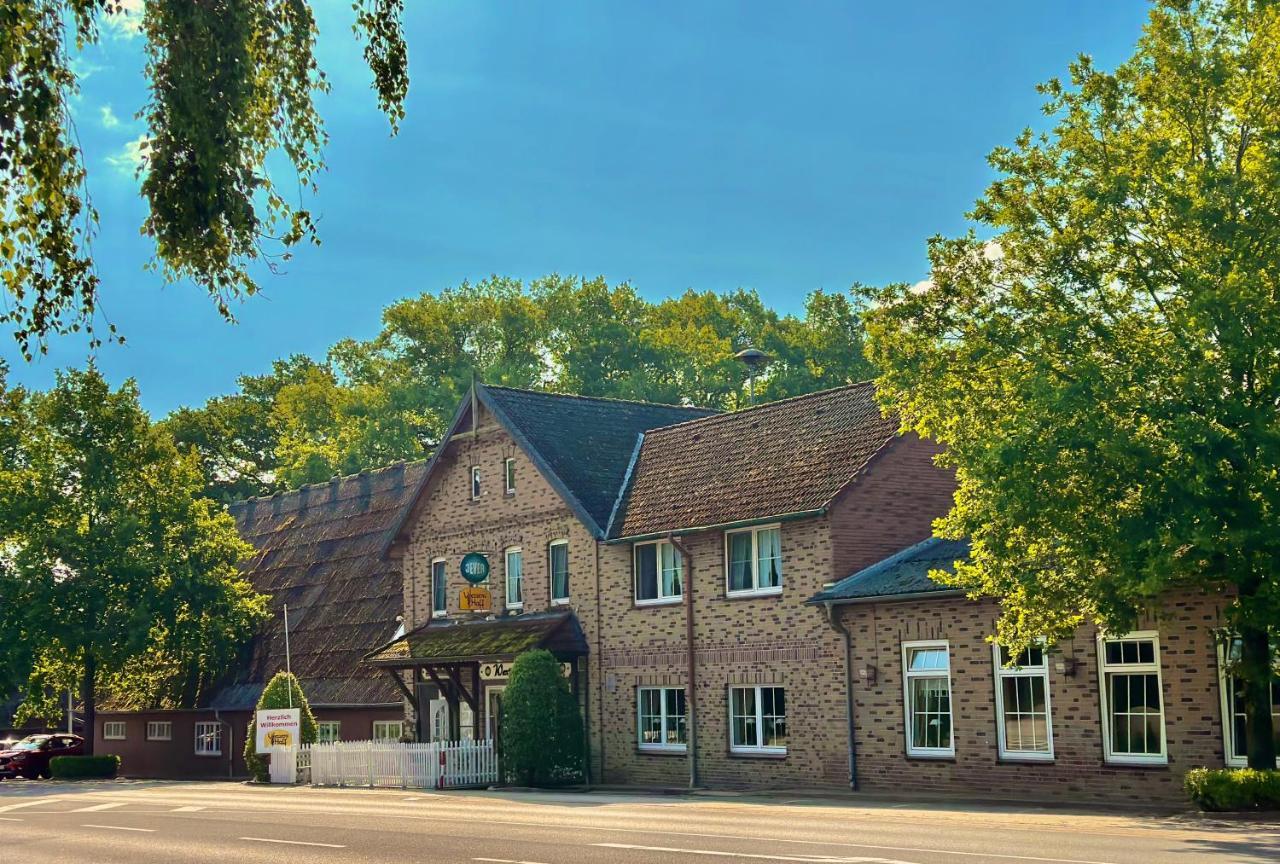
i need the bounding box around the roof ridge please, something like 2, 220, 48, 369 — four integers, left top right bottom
227, 459, 427, 511
638, 380, 879, 436
483, 383, 719, 413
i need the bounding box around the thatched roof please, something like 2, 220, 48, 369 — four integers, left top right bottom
207, 461, 428, 710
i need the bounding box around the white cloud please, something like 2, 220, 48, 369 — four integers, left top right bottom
101, 0, 145, 40
106, 134, 150, 175
100, 104, 121, 129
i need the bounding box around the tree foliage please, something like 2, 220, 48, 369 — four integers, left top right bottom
860, 0, 1280, 769
0, 1, 408, 358
243, 671, 316, 782
0, 366, 266, 751
170, 275, 876, 501
499, 650, 583, 786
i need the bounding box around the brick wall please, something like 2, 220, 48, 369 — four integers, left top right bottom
837, 592, 1234, 803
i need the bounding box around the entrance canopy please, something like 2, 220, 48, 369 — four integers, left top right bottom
364, 610, 589, 740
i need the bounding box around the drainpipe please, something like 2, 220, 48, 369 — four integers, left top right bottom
668, 534, 698, 789
214, 710, 233, 779
823, 601, 858, 791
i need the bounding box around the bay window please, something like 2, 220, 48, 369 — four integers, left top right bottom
725, 525, 782, 596
903, 641, 953, 757
729, 685, 786, 755
634, 540, 682, 604
993, 643, 1053, 760
1097, 632, 1167, 765
638, 687, 687, 751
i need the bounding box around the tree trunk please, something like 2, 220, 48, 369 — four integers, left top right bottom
81, 654, 96, 756
1239, 624, 1276, 770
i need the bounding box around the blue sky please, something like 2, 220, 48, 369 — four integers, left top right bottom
4, 1, 1151, 415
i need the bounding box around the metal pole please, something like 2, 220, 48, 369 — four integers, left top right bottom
67, 687, 73, 734
284, 603, 293, 709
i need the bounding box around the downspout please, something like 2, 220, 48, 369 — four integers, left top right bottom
214, 709, 233, 779
593, 538, 605, 784
668, 534, 698, 789
823, 601, 858, 790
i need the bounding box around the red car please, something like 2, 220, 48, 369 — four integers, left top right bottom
0, 734, 84, 780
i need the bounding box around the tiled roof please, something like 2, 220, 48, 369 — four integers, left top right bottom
808, 537, 970, 604
480, 386, 717, 536
366, 610, 589, 666
202, 461, 428, 710
611, 383, 897, 539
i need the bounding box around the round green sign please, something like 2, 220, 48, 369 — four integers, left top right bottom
460, 552, 490, 585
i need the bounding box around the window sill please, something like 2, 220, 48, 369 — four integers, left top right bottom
552, 598, 571, 606
638, 746, 688, 756
1103, 756, 1169, 769
506, 605, 524, 612
997, 753, 1054, 764
431, 611, 448, 619
725, 588, 783, 600
729, 746, 787, 759
634, 597, 683, 608
195, 752, 223, 758
905, 750, 956, 761
145, 738, 172, 743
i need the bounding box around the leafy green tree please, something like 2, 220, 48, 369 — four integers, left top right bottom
0, 366, 266, 753
0, 1, 407, 358
860, 0, 1280, 769
499, 650, 583, 786
243, 672, 317, 782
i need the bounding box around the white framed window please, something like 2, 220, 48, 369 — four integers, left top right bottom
634, 540, 682, 605
504, 457, 516, 494
725, 525, 783, 597
316, 721, 341, 744
993, 643, 1053, 761
194, 721, 222, 756
373, 720, 404, 742
145, 720, 172, 741
470, 466, 481, 500
1097, 631, 1167, 765
1217, 636, 1279, 768
638, 687, 687, 752
431, 557, 448, 617
728, 685, 786, 755
549, 540, 570, 605
504, 547, 523, 610
103, 721, 126, 741
903, 641, 954, 757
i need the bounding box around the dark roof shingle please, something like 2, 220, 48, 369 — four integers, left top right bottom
808, 537, 970, 604
481, 386, 716, 535
203, 461, 428, 710
611, 383, 896, 538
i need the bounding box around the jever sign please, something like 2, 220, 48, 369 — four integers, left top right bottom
460, 552, 490, 585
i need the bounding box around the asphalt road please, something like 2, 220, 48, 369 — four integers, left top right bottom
1, 780, 1276, 864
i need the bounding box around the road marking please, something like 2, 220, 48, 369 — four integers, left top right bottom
240, 837, 346, 849
82, 824, 155, 833
171, 805, 204, 812
474, 858, 551, 864
594, 843, 910, 863
0, 817, 23, 822
72, 801, 126, 812
592, 842, 1117, 864
0, 797, 66, 814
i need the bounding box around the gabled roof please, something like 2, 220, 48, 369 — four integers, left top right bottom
807, 537, 970, 605
386, 384, 717, 547
205, 461, 428, 709
366, 610, 589, 666
610, 383, 898, 539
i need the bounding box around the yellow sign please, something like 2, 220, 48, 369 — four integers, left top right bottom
460, 586, 492, 612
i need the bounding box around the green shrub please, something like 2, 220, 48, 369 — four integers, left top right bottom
499, 650, 583, 787
50, 755, 120, 779
242, 672, 317, 782
1185, 768, 1280, 811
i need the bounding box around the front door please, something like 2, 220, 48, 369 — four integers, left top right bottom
486, 686, 506, 741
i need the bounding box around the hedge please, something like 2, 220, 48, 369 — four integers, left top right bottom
50, 755, 120, 779
1185, 768, 1280, 811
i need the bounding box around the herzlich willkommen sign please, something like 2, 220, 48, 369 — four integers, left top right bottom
255, 707, 301, 753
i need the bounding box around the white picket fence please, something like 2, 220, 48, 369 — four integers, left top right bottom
303, 739, 497, 789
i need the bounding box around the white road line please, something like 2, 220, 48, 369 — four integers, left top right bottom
0, 817, 23, 822
593, 842, 1117, 864
473, 858, 551, 864
72, 801, 126, 812
594, 843, 909, 863
171, 805, 204, 812
82, 824, 155, 833
0, 797, 66, 814
240, 837, 346, 849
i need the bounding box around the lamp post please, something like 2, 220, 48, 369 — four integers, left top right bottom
735, 346, 771, 406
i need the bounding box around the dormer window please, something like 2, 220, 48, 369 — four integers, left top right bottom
504, 457, 516, 494
470, 466, 481, 500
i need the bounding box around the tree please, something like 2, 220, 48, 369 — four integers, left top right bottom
0, 366, 266, 752
243, 671, 317, 782
499, 650, 583, 786
860, 0, 1280, 769
0, 1, 408, 358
